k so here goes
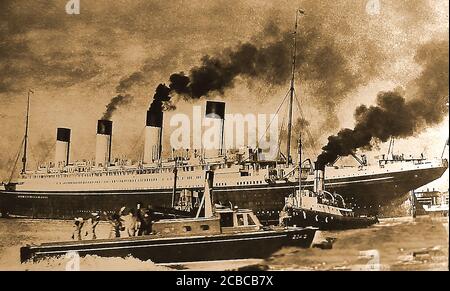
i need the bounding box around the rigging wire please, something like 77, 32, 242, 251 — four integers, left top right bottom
7, 136, 25, 183
293, 90, 319, 154
277, 96, 290, 161
257, 89, 291, 148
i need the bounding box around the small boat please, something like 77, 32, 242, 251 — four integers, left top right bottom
20, 171, 317, 264
282, 142, 378, 230
284, 190, 379, 230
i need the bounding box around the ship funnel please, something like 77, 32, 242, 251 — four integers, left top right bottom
143, 111, 163, 163
55, 128, 71, 167
95, 120, 112, 167
205, 101, 225, 156
313, 161, 325, 193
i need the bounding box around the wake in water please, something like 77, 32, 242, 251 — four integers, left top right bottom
265, 216, 448, 271
17, 254, 168, 271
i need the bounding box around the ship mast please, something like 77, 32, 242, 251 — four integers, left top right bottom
286, 9, 304, 166
296, 136, 303, 206
21, 89, 33, 174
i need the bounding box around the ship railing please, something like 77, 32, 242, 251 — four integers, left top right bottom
378, 156, 427, 166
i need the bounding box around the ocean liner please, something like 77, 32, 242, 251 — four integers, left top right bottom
0, 97, 447, 220
1, 11, 448, 221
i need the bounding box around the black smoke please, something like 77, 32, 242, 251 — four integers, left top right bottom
101, 69, 141, 120
148, 39, 291, 112
116, 72, 147, 94
317, 40, 449, 168
102, 94, 133, 120
148, 84, 171, 117
147, 20, 381, 120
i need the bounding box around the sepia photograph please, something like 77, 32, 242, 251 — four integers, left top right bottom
0, 0, 448, 276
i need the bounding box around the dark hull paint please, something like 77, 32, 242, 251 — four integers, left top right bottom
20, 227, 317, 264
1, 165, 447, 220
286, 207, 379, 230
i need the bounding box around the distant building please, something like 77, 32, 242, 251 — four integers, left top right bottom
414, 188, 449, 216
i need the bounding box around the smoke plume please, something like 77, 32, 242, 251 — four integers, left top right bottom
101, 70, 141, 120
317, 40, 449, 168
116, 72, 147, 94
102, 94, 133, 120
147, 20, 382, 120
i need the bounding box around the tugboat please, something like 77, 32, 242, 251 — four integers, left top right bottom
20, 171, 317, 264
282, 141, 379, 230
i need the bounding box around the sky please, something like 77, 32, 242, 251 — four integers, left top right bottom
0, 0, 448, 189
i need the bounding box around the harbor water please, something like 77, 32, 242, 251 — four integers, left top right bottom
0, 216, 447, 271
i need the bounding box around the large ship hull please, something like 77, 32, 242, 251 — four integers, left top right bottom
1, 162, 446, 220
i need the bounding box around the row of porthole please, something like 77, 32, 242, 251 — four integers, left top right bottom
257, 210, 281, 214
17, 195, 48, 199
25, 168, 205, 179
56, 177, 182, 185
292, 211, 335, 222
237, 181, 264, 186
55, 176, 221, 185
